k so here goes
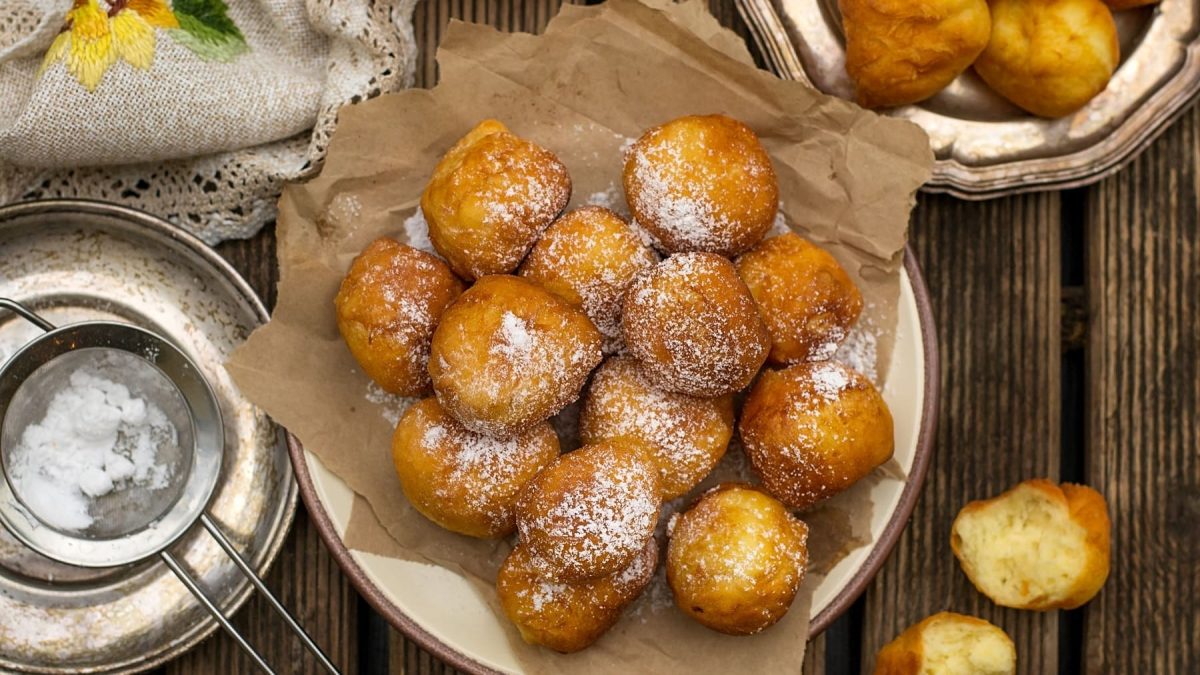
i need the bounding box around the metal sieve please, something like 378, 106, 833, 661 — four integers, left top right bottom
0, 298, 338, 675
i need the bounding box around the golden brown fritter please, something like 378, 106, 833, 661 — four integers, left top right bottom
974, 0, 1119, 118
622, 253, 770, 398
667, 484, 809, 635
842, 0, 991, 108
740, 360, 894, 510
623, 115, 778, 256
422, 119, 571, 279
335, 237, 463, 396
391, 398, 560, 538
736, 233, 863, 365
428, 275, 602, 437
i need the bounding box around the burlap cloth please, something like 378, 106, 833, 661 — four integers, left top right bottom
0, 0, 418, 244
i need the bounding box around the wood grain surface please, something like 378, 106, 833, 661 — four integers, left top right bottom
1086, 110, 1200, 675
863, 194, 1064, 673
147, 0, 1200, 673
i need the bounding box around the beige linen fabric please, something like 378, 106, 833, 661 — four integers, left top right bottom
0, 1, 417, 243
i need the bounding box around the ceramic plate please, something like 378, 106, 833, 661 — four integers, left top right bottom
292, 250, 939, 674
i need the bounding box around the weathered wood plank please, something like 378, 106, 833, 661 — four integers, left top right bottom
1085, 105, 1200, 675
860, 194, 1063, 674
165, 231, 360, 675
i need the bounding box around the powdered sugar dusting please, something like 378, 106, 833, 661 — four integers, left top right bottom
520, 443, 660, 580
630, 142, 735, 251
7, 370, 177, 532
624, 121, 774, 254
628, 219, 665, 252
836, 319, 879, 384
477, 143, 571, 232
519, 208, 657, 353
365, 382, 416, 427
414, 411, 557, 531
808, 361, 850, 399
586, 184, 628, 215
623, 253, 767, 396
402, 208, 435, 253
327, 193, 363, 226
768, 206, 790, 237
582, 357, 731, 498
492, 311, 536, 365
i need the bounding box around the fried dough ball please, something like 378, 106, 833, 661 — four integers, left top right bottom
580, 357, 733, 500
335, 237, 464, 396
515, 439, 662, 582
622, 253, 770, 398
736, 233, 864, 365
497, 537, 657, 653
874, 612, 1016, 675
429, 275, 602, 437
421, 119, 572, 280
518, 206, 659, 353
841, 0, 991, 109
951, 479, 1111, 610
391, 398, 560, 538
666, 484, 809, 635
740, 361, 894, 510
974, 0, 1119, 118
623, 115, 778, 257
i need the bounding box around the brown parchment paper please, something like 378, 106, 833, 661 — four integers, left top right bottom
228, 0, 931, 672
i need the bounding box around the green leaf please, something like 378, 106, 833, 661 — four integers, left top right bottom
169, 0, 248, 62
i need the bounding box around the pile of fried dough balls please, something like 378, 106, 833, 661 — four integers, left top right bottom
334, 115, 895, 653
841, 0, 1154, 117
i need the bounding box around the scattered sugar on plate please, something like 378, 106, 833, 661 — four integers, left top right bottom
6, 370, 177, 532
836, 324, 879, 384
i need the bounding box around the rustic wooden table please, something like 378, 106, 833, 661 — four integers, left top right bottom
155, 1, 1200, 673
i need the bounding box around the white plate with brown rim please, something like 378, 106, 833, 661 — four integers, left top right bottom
290, 249, 939, 675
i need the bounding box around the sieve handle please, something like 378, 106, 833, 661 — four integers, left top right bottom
0, 299, 55, 332
160, 550, 277, 675
200, 513, 342, 675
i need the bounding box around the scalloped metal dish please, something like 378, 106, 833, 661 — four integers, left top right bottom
736, 0, 1200, 198
0, 200, 298, 674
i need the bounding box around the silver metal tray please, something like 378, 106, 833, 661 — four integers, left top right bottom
736, 0, 1200, 197
0, 200, 297, 673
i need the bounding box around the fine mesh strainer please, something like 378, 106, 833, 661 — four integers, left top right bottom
0, 298, 339, 675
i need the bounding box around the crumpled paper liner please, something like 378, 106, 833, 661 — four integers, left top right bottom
228, 0, 931, 672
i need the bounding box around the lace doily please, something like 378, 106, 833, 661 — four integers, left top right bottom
0, 0, 417, 244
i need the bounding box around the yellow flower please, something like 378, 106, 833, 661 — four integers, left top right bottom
127, 0, 180, 29
110, 9, 156, 70
40, 0, 179, 92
